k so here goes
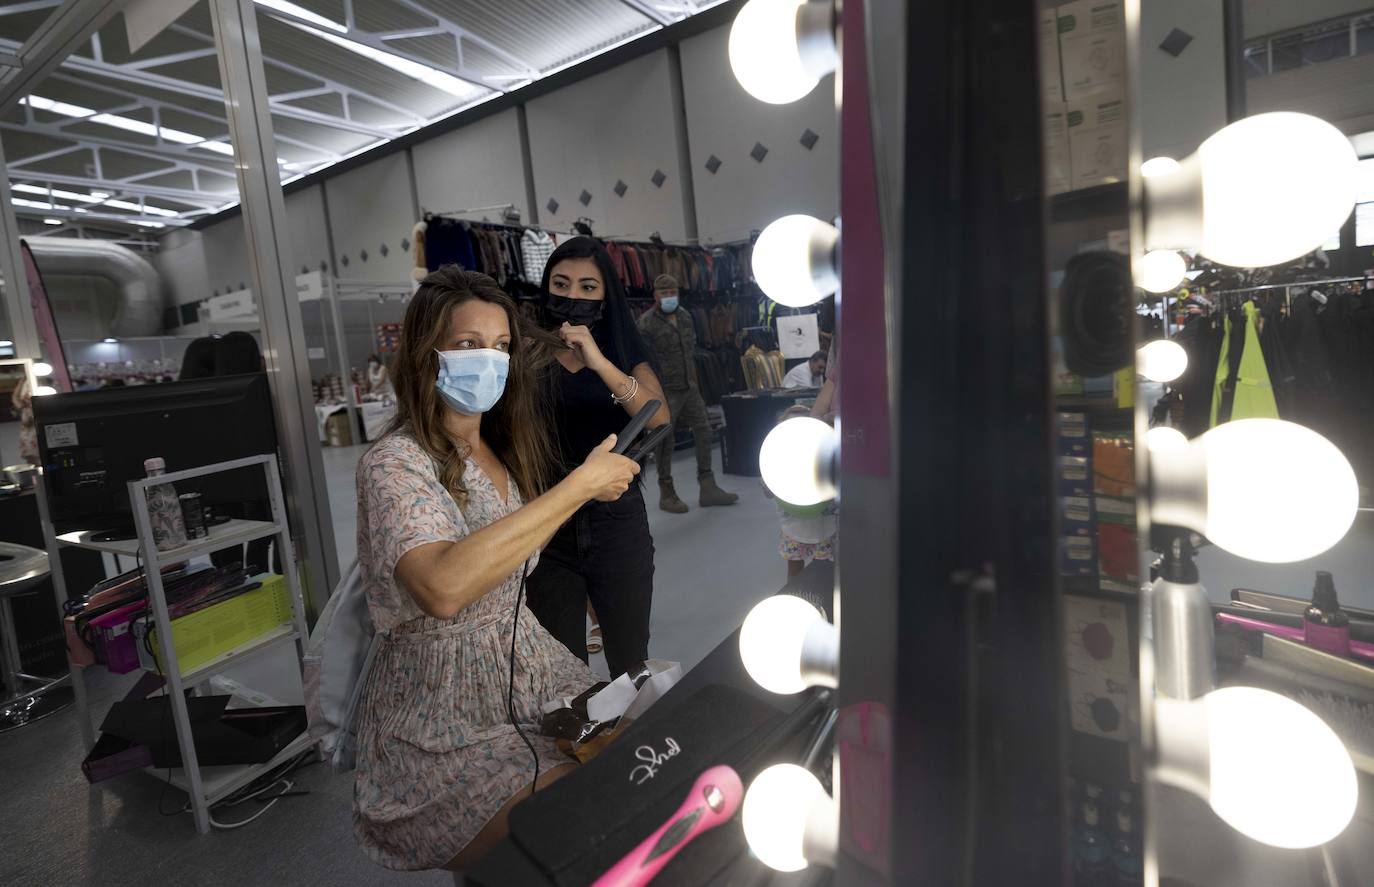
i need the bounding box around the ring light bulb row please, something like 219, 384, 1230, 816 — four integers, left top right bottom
751, 215, 840, 307
758, 416, 837, 505
1149, 419, 1357, 563
742, 764, 838, 871
739, 594, 838, 695
1144, 112, 1358, 267
1137, 338, 1188, 383
1154, 687, 1357, 849
729, 0, 837, 105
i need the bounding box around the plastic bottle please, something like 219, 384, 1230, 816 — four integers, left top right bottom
143, 457, 188, 552
1074, 800, 1112, 887
1304, 571, 1351, 657
1111, 807, 1143, 886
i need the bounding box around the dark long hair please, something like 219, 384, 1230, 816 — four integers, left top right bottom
538, 236, 654, 375
386, 266, 561, 509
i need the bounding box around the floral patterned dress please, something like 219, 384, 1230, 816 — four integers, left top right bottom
353, 431, 596, 871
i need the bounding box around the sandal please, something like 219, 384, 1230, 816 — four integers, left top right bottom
586, 623, 603, 655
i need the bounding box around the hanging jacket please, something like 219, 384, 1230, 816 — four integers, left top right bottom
1213, 301, 1278, 426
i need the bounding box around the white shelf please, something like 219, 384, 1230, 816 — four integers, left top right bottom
181, 624, 299, 685
56, 519, 280, 559
147, 729, 316, 806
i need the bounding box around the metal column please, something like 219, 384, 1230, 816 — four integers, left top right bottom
210, 0, 340, 611
0, 137, 38, 359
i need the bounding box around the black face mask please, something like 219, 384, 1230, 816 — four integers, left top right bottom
545, 294, 605, 327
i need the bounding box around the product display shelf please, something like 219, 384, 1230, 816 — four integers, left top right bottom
35, 454, 317, 835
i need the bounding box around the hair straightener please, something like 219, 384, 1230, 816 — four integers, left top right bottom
590, 765, 743, 887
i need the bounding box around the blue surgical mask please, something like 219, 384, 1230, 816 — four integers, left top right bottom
660, 296, 679, 313
434, 348, 509, 415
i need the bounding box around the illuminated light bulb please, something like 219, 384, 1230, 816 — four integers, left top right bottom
758, 416, 836, 505
1155, 687, 1357, 849
1141, 156, 1181, 178
32, 361, 53, 376
728, 0, 837, 105
739, 594, 837, 694
742, 764, 837, 871
33, 385, 57, 396
1145, 113, 1358, 267
1137, 339, 1188, 383
752, 215, 839, 307
1146, 426, 1188, 454
1150, 419, 1357, 563
1138, 249, 1187, 293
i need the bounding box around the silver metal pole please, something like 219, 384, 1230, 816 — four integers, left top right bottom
34, 471, 94, 750
0, 136, 39, 359
210, 0, 340, 613
130, 479, 211, 834
326, 276, 360, 444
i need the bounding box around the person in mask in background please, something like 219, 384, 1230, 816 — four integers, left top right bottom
637, 273, 739, 513
352, 266, 639, 872
525, 237, 670, 678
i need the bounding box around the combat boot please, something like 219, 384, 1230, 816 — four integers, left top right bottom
698, 472, 739, 507
659, 480, 689, 513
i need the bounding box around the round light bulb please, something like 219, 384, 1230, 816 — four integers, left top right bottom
1205, 688, 1356, 848
1153, 419, 1358, 563
739, 594, 828, 695
728, 0, 836, 105
1141, 156, 1182, 178
33, 385, 57, 396
1137, 338, 1188, 382
1198, 113, 1358, 267
1146, 426, 1189, 454
1138, 250, 1187, 294
758, 415, 836, 505
1203, 420, 1357, 563
752, 215, 839, 307
32, 361, 53, 377
742, 764, 829, 871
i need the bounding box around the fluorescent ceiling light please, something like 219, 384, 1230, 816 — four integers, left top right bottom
13, 197, 66, 211
254, 0, 346, 32
26, 94, 215, 146
133, 220, 165, 228
21, 95, 94, 117
274, 17, 481, 99
43, 218, 61, 225
100, 198, 178, 217
195, 141, 236, 156
13, 183, 104, 203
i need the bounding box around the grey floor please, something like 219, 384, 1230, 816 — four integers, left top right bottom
0, 443, 780, 886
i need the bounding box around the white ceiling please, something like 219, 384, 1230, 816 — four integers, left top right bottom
0, 0, 728, 236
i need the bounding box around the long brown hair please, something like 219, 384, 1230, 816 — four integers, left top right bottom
386, 266, 563, 510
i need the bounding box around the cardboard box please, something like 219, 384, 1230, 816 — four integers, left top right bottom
1057, 0, 1126, 101
1092, 431, 1136, 498
1067, 87, 1127, 190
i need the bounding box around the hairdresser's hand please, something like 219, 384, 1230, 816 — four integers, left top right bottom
571, 434, 641, 502
559, 323, 610, 373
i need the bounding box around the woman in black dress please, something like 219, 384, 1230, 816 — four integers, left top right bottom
525, 237, 669, 677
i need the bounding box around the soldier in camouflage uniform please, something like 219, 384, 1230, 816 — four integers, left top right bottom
637, 274, 739, 512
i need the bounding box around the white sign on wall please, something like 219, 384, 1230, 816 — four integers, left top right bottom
207, 289, 255, 321
776, 313, 820, 359
296, 270, 324, 302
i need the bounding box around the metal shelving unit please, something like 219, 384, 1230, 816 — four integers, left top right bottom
35, 454, 315, 834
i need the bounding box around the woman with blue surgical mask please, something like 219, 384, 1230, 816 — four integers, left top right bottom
352, 267, 640, 874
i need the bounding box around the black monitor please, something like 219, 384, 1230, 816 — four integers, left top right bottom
33, 374, 278, 535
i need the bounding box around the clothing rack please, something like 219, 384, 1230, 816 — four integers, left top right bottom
1188, 274, 1372, 299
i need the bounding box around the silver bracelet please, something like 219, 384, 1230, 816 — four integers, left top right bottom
611, 375, 638, 405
